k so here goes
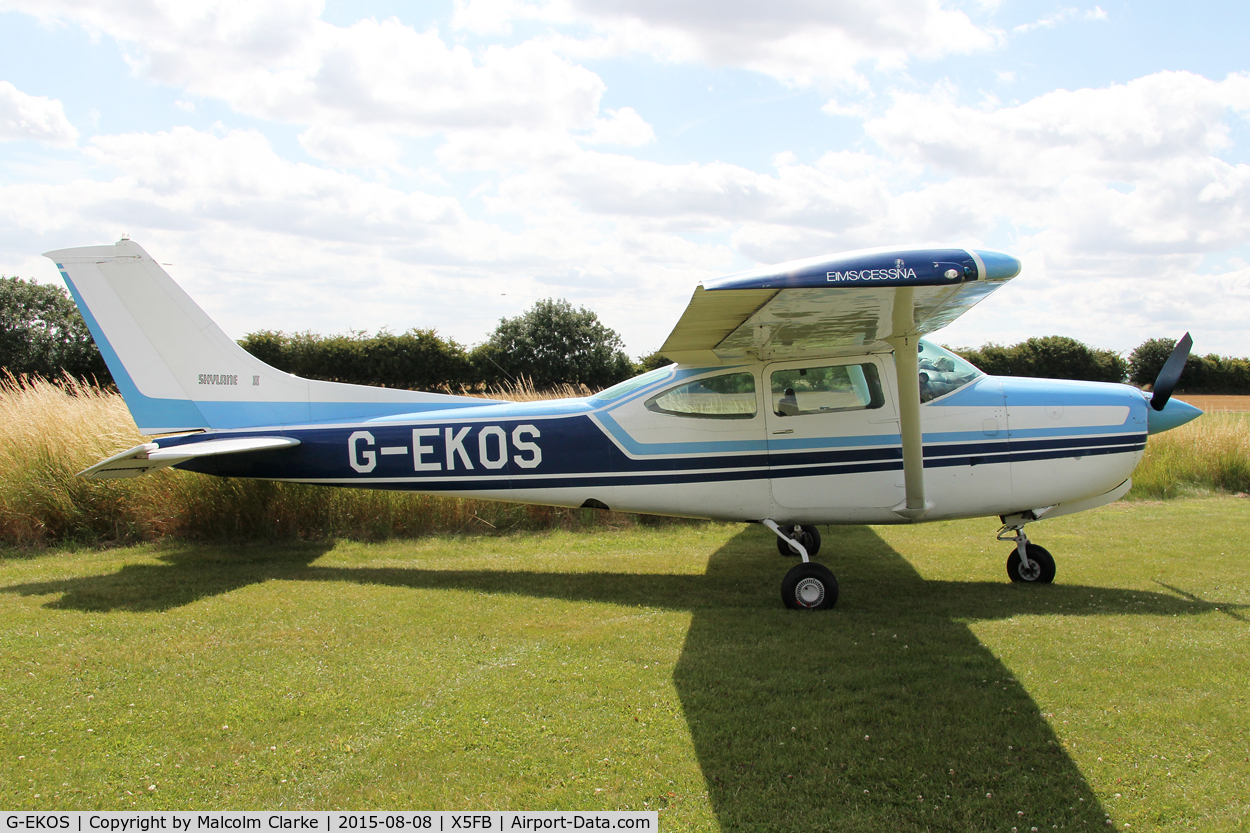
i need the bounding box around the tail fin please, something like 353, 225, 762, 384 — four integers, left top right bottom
46, 239, 490, 434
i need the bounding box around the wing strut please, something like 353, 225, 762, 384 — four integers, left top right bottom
886, 287, 930, 520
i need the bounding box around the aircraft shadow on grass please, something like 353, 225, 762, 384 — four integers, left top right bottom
4, 524, 1240, 830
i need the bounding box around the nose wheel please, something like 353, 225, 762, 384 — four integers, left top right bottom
998, 520, 1056, 584
1007, 543, 1055, 583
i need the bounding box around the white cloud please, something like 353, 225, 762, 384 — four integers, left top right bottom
581, 107, 655, 146
298, 125, 403, 168
456, 0, 1000, 85
4, 0, 606, 137
1012, 7, 1079, 34
0, 123, 732, 351
4, 2, 1248, 357
865, 72, 1250, 259
1012, 5, 1108, 34
0, 81, 78, 145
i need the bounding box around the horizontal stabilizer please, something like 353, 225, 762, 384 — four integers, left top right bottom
79, 436, 301, 480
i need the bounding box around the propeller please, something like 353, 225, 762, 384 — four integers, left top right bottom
1150, 332, 1193, 411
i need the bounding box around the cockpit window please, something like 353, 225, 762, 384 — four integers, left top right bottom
645, 371, 757, 419
918, 340, 983, 403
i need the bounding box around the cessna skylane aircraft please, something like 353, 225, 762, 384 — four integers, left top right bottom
48, 239, 1201, 610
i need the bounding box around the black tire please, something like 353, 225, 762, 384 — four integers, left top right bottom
1006, 543, 1056, 584
776, 524, 822, 558
781, 562, 839, 610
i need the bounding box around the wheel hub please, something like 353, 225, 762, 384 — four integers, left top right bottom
1017, 559, 1041, 581
795, 578, 825, 607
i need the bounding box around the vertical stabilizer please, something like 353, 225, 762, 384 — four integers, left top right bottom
46, 240, 489, 434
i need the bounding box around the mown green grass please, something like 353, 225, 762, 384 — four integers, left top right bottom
2, 498, 1247, 830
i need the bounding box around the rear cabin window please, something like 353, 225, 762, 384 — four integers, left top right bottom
590, 366, 673, 403
645, 371, 757, 419
770, 363, 884, 416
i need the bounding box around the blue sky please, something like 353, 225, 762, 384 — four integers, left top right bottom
1, 0, 1248, 359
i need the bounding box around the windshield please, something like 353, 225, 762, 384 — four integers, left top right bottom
918, 340, 983, 402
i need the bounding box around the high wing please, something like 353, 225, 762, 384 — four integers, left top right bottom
660, 247, 1022, 365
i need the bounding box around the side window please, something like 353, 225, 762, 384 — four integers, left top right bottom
645, 371, 757, 419
770, 363, 884, 417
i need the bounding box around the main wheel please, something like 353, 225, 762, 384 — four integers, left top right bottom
1006, 543, 1056, 584
781, 562, 839, 610
776, 524, 822, 557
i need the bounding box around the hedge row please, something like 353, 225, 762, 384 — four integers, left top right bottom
4, 276, 1248, 393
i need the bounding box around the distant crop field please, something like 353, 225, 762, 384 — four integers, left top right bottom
1, 498, 1247, 830
1176, 394, 1250, 412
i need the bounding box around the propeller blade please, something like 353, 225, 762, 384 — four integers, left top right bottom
1150, 332, 1193, 411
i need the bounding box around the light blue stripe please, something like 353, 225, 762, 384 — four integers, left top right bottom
594, 411, 770, 455
363, 398, 591, 423
765, 433, 901, 450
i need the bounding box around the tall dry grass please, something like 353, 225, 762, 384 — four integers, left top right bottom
4, 377, 1245, 547
0, 376, 655, 548
1127, 411, 1250, 498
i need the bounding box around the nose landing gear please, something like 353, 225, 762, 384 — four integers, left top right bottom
998, 519, 1056, 584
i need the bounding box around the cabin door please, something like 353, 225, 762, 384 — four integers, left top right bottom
764, 356, 903, 513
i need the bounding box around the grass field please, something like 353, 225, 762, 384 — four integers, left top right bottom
2, 498, 1247, 830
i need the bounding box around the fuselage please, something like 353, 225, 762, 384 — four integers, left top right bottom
169, 345, 1158, 526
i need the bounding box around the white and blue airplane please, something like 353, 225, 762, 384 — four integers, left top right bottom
48, 239, 1201, 610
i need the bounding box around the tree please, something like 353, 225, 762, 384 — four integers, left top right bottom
953, 336, 1126, 383
1128, 338, 1250, 394
0, 276, 111, 383
635, 350, 673, 373
955, 342, 1014, 377
1011, 336, 1127, 383
1127, 337, 1180, 388
472, 298, 634, 390
238, 328, 473, 391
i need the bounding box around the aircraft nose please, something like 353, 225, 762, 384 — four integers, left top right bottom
1147, 396, 1203, 435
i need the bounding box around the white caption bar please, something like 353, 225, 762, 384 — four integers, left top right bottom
0, 813, 657, 832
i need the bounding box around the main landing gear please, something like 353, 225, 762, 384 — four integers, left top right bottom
775, 523, 821, 558
997, 518, 1056, 584
763, 520, 838, 610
